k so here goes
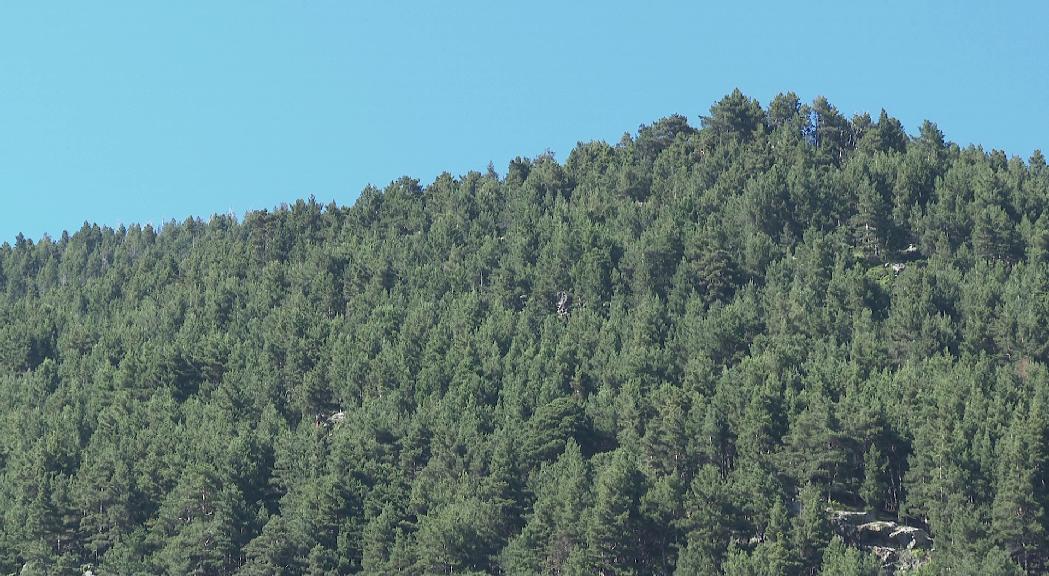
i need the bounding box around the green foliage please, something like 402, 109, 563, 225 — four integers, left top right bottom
819, 537, 881, 575
0, 91, 1047, 573
793, 483, 832, 573
860, 444, 888, 511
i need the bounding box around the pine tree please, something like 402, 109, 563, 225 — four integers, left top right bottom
860, 445, 887, 512
793, 484, 831, 575
678, 465, 743, 567
991, 413, 1048, 572
818, 537, 881, 576
586, 449, 645, 575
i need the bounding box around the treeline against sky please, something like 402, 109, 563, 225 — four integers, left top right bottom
1, 90, 1049, 574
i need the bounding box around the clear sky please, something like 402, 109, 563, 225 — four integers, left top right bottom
1, 1, 1047, 242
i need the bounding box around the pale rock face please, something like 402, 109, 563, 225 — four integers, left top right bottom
857, 520, 898, 538
828, 510, 875, 539
829, 510, 875, 525
870, 546, 897, 564
889, 526, 932, 549
827, 510, 933, 572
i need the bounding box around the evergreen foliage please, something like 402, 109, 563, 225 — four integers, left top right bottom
0, 91, 1045, 574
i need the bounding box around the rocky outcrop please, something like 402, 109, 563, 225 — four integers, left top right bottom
829, 510, 932, 573
830, 509, 875, 526
556, 290, 571, 319
829, 510, 874, 540
857, 520, 898, 541
854, 520, 931, 551
890, 526, 932, 550
870, 546, 897, 565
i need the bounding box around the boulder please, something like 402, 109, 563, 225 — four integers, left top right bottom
896, 549, 932, 572
556, 290, 571, 318
825, 510, 934, 572
829, 510, 876, 539
869, 546, 898, 566
890, 526, 932, 549
856, 521, 898, 546
830, 510, 875, 526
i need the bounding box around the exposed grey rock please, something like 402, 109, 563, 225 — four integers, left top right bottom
895, 549, 931, 573
870, 546, 898, 565
890, 526, 932, 550
827, 511, 933, 573
829, 510, 875, 539
556, 290, 571, 319
830, 510, 875, 525
857, 520, 898, 540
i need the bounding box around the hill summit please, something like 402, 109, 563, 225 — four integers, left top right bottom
2, 90, 1048, 574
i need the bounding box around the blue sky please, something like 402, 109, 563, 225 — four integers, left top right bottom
1, 1, 1047, 242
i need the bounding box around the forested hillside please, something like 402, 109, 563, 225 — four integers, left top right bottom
2, 90, 1049, 575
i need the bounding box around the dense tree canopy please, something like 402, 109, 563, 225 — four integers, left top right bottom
1, 90, 1047, 574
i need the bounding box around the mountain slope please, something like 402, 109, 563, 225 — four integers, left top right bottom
1, 90, 1047, 574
